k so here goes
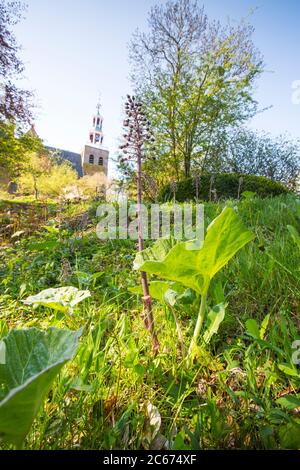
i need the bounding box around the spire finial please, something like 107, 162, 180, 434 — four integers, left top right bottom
96, 93, 101, 114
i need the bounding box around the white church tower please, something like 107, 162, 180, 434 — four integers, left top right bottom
81, 101, 109, 176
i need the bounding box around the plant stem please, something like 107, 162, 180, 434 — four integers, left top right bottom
170, 306, 185, 356
136, 121, 159, 354
187, 290, 207, 361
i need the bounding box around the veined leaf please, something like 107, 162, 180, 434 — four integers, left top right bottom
22, 286, 91, 312
0, 327, 82, 447
203, 303, 226, 344
134, 207, 255, 294
278, 363, 300, 378
245, 319, 260, 339
260, 313, 271, 340
133, 238, 176, 270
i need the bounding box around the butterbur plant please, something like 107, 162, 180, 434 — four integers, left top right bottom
119, 95, 159, 353
0, 327, 82, 448
134, 207, 255, 362
22, 286, 91, 313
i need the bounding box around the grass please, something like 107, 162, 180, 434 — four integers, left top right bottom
0, 194, 299, 449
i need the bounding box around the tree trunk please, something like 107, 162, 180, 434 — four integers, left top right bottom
33, 175, 38, 200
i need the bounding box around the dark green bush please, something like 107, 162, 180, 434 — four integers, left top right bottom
159, 173, 289, 202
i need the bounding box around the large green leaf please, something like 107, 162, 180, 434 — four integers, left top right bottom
0, 327, 82, 447
22, 286, 91, 312
134, 207, 255, 294
133, 238, 176, 270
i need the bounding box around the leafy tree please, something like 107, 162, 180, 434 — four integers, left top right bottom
201, 128, 300, 190
17, 151, 78, 199
0, 2, 39, 180
129, 0, 263, 183
0, 1, 32, 125
0, 122, 42, 178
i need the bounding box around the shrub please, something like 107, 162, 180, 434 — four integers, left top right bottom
17, 154, 78, 199
159, 173, 289, 202
76, 172, 108, 198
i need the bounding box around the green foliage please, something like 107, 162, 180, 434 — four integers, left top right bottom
203, 303, 226, 344
134, 207, 255, 356
278, 422, 300, 449
134, 207, 254, 295
0, 327, 82, 447
160, 173, 289, 202
276, 395, 300, 411
130, 280, 187, 307
287, 224, 300, 250
129, 1, 263, 182
17, 152, 78, 199
0, 123, 43, 178
204, 127, 300, 190
0, 195, 299, 450
245, 319, 261, 339
0, 2, 33, 125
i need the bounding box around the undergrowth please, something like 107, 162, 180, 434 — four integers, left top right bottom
0, 194, 299, 449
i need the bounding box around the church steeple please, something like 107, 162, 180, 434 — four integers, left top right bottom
81, 98, 109, 176
89, 100, 104, 146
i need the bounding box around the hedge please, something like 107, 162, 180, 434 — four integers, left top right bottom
159, 173, 289, 202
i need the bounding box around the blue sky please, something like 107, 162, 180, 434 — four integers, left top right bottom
14, 0, 300, 176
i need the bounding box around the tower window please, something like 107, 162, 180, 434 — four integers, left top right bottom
98, 156, 103, 166
95, 134, 100, 143
100, 136, 103, 143
90, 134, 93, 143
89, 154, 94, 164
93, 117, 95, 126
97, 117, 100, 126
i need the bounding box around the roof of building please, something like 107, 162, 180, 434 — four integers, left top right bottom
84, 143, 109, 153
27, 124, 39, 138
46, 146, 83, 177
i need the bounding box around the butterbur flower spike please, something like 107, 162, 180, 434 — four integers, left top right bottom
119, 94, 159, 354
